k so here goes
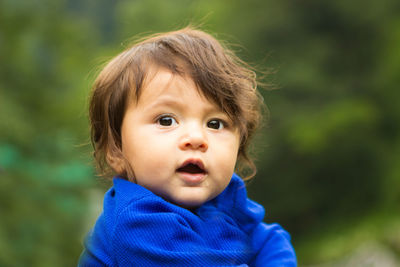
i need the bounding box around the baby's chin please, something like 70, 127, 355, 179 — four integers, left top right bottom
165, 192, 216, 210
156, 185, 227, 210
167, 197, 207, 210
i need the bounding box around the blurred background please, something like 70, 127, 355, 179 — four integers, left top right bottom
1, 0, 399, 266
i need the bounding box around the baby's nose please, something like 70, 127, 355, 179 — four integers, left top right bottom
178, 125, 208, 152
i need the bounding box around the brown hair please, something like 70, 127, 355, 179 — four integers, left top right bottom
89, 27, 263, 181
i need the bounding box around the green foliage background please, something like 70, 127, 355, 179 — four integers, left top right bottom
1, 0, 399, 265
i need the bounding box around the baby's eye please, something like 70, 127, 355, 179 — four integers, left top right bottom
207, 119, 224, 130
157, 116, 177, 126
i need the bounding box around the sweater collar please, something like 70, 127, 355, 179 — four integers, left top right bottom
113, 173, 265, 234
195, 173, 265, 234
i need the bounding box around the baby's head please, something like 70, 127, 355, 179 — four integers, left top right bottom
89, 27, 263, 207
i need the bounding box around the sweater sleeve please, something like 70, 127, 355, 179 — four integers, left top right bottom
251, 223, 297, 267
78, 213, 115, 267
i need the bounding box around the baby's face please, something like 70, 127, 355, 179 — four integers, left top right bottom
120, 69, 240, 208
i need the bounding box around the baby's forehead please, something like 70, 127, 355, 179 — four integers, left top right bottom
142, 68, 195, 94
135, 68, 222, 111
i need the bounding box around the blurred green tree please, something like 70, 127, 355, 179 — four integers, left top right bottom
0, 0, 99, 266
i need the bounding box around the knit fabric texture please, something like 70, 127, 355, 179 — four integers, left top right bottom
78, 173, 297, 266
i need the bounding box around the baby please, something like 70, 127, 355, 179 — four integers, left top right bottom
78, 27, 296, 266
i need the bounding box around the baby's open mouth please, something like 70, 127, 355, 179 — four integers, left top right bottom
177, 163, 204, 174
176, 160, 207, 184
177, 160, 206, 174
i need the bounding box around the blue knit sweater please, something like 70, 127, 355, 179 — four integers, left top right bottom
78, 174, 296, 266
